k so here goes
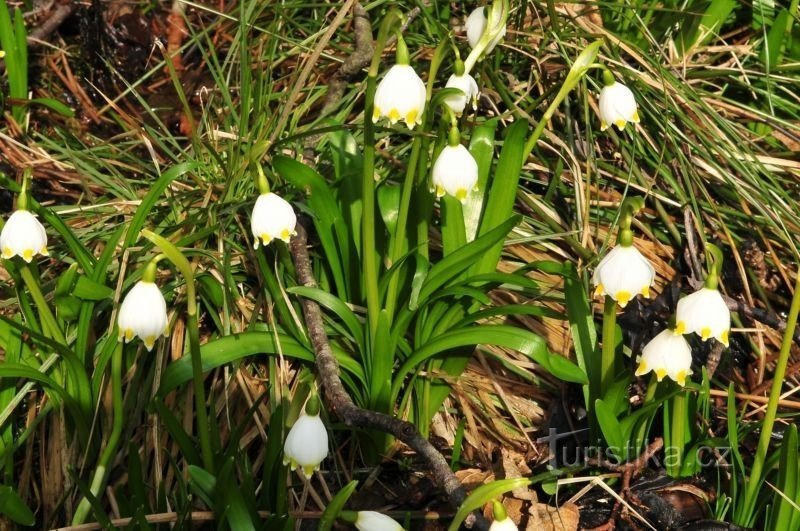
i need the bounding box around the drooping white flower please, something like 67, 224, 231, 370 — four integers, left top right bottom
0, 209, 49, 263
283, 411, 328, 478
118, 281, 169, 351
466, 6, 506, 53
598, 81, 640, 131
432, 144, 479, 202
635, 329, 693, 386
489, 516, 519, 531
251, 192, 297, 249
355, 511, 404, 531
373, 64, 427, 129
593, 244, 655, 308
676, 287, 731, 346
444, 72, 480, 115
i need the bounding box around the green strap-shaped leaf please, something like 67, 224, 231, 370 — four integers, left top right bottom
157, 332, 365, 396
391, 325, 585, 401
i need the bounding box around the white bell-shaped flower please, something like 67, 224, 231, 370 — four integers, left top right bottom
355, 511, 404, 531
635, 329, 693, 386
444, 72, 480, 115
0, 209, 49, 262
466, 6, 506, 53
251, 192, 297, 249
593, 244, 655, 308
432, 144, 479, 202
489, 516, 519, 531
599, 81, 640, 131
676, 287, 731, 346
283, 411, 328, 478
118, 281, 169, 351
373, 64, 426, 129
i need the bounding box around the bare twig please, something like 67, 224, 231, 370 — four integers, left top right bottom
289, 224, 488, 530
27, 1, 77, 46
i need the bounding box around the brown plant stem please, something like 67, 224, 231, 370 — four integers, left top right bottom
289, 224, 487, 530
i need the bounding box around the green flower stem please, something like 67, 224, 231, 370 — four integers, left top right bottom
738, 272, 800, 524
704, 243, 724, 290
362, 10, 403, 339
19, 263, 65, 345
141, 230, 213, 472
600, 295, 617, 396
521, 41, 602, 162
384, 135, 423, 321
667, 391, 687, 477
72, 343, 123, 525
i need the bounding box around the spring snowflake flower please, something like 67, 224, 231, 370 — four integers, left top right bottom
676, 287, 731, 346
355, 511, 404, 531
489, 516, 518, 531
118, 281, 169, 351
0, 209, 49, 262
593, 244, 655, 308
432, 144, 479, 202
466, 6, 506, 53
251, 192, 297, 249
373, 64, 426, 129
444, 72, 480, 115
635, 329, 693, 386
599, 81, 640, 131
283, 411, 328, 478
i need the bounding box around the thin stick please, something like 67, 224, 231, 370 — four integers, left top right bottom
289, 224, 488, 530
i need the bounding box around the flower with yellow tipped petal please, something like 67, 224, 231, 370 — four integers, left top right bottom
676, 287, 731, 346
599, 81, 640, 131
593, 244, 655, 308
283, 411, 328, 479
373, 64, 426, 129
251, 192, 297, 249
432, 144, 479, 203
355, 511, 404, 531
635, 329, 693, 386
117, 281, 169, 351
0, 209, 49, 263
444, 72, 479, 115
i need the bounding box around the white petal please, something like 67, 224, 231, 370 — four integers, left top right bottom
283, 413, 329, 476
466, 7, 487, 49
676, 287, 730, 343
637, 329, 692, 385
432, 144, 479, 201
0, 210, 48, 261
251, 192, 297, 248
599, 82, 639, 129
118, 281, 169, 350
374, 65, 426, 127
444, 73, 480, 115
593, 245, 654, 305
489, 517, 519, 531
355, 511, 404, 531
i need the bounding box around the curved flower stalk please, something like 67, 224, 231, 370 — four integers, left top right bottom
675, 244, 731, 346
373, 36, 426, 128
117, 262, 169, 351
355, 511, 405, 531
432, 125, 479, 202
251, 191, 297, 248
635, 328, 694, 386
464, 0, 509, 73
283, 397, 329, 478
598, 70, 640, 131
